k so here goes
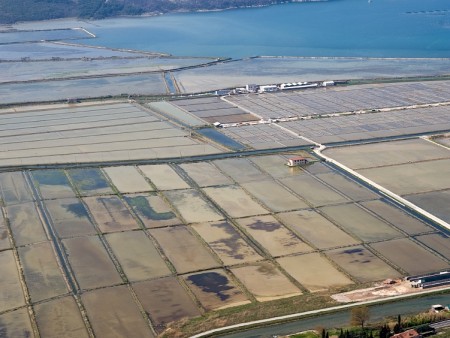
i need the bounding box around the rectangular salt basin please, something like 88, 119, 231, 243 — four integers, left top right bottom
18, 242, 67, 302
416, 233, 450, 260
277, 253, 353, 292
242, 180, 308, 212
150, 226, 220, 274
213, 158, 270, 183
0, 308, 33, 338
83, 196, 140, 233
63, 236, 122, 290
163, 189, 224, 223
277, 209, 360, 249
231, 262, 302, 301
103, 166, 153, 193
191, 221, 262, 265
323, 138, 450, 170
236, 215, 312, 257
361, 199, 431, 235
358, 159, 450, 195
148, 101, 205, 127
82, 286, 155, 338
31, 169, 76, 199
315, 172, 378, 202
6, 202, 47, 246
319, 204, 404, 242
202, 185, 269, 218
370, 238, 450, 275
124, 193, 181, 228
106, 231, 171, 282
280, 175, 348, 207
34, 296, 89, 338
67, 168, 114, 196
0, 226, 10, 251
139, 164, 190, 190
0, 250, 26, 312
0, 171, 33, 205
325, 245, 402, 282
44, 198, 96, 238
133, 277, 201, 332
183, 269, 250, 310
250, 155, 303, 179
179, 162, 233, 187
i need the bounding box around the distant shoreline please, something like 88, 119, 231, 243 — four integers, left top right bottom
0, 0, 328, 26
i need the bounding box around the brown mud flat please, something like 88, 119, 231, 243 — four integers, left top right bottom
44, 198, 97, 238
62, 235, 122, 290
231, 262, 302, 302
319, 203, 403, 242
191, 221, 262, 265
139, 164, 190, 190
0, 250, 25, 312
325, 245, 402, 283
0, 172, 33, 205
83, 196, 140, 233
236, 215, 312, 256
82, 286, 155, 338
213, 158, 270, 183
278, 209, 359, 249
242, 180, 308, 212
280, 175, 348, 207
106, 231, 171, 282
180, 162, 233, 187
103, 166, 154, 193
0, 224, 11, 251
315, 172, 378, 202
277, 253, 353, 292
0, 308, 33, 338
6, 202, 47, 246
202, 185, 269, 218
361, 199, 432, 235
150, 226, 220, 274
416, 232, 450, 261
370, 238, 450, 275
34, 296, 89, 338
164, 189, 224, 223
18, 241, 68, 302
133, 277, 201, 333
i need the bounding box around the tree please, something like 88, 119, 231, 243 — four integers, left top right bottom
350, 305, 370, 330
393, 315, 402, 333
379, 324, 390, 338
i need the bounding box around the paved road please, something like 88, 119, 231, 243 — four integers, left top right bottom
205, 292, 450, 338
431, 319, 450, 330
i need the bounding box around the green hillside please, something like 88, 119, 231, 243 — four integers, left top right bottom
0, 0, 292, 24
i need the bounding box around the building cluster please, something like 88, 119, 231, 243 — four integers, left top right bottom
215, 80, 339, 96
407, 270, 450, 289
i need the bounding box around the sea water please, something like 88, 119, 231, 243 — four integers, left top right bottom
74, 0, 450, 58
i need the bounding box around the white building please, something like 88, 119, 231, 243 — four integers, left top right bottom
286, 156, 308, 167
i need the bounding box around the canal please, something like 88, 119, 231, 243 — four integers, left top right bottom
218, 292, 450, 338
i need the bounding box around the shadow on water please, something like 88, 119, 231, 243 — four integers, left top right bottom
32, 170, 70, 186
125, 195, 175, 220
64, 202, 89, 218
188, 272, 233, 301
256, 262, 278, 276
248, 219, 281, 232
197, 128, 246, 151
210, 222, 245, 260
68, 168, 110, 191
